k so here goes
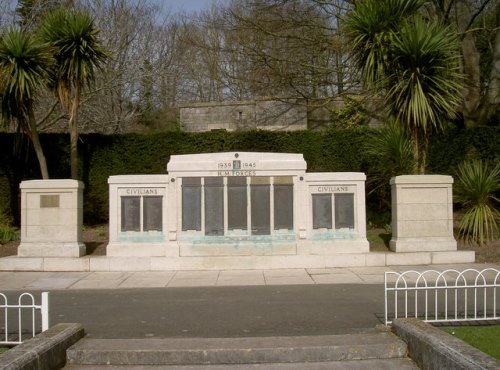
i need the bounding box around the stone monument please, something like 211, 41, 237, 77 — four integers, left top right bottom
18, 179, 86, 257
390, 175, 457, 252
107, 152, 369, 267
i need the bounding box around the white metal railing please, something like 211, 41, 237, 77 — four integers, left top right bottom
0, 292, 49, 345
384, 269, 499, 325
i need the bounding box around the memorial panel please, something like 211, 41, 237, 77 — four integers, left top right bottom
204, 177, 224, 235
334, 193, 354, 229
182, 177, 201, 231
121, 196, 140, 231
251, 177, 270, 235
312, 194, 332, 229
143, 196, 163, 231
227, 177, 247, 230
274, 184, 293, 230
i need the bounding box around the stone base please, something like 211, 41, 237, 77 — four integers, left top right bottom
106, 243, 165, 257
107, 240, 370, 258
300, 240, 370, 254
389, 237, 457, 252
18, 242, 86, 258
0, 250, 475, 272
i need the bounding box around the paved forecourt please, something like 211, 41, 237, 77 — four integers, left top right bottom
0, 263, 496, 291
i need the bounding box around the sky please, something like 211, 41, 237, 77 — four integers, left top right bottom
164, 0, 225, 14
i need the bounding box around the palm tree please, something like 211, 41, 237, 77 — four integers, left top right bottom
345, 0, 462, 173
386, 16, 462, 173
345, 0, 425, 88
40, 10, 106, 180
0, 29, 50, 179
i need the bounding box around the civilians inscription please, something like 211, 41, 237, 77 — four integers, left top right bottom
125, 188, 158, 195
312, 186, 349, 193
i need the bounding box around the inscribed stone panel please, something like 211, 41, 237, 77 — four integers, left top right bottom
143, 196, 163, 231
228, 177, 247, 230
251, 183, 270, 235
121, 196, 140, 232
334, 193, 354, 229
182, 178, 201, 231
204, 177, 224, 235
312, 194, 332, 229
274, 184, 293, 230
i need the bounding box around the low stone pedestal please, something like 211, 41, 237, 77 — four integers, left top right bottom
18, 179, 86, 257
390, 175, 457, 253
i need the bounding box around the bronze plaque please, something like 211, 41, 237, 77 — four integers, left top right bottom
40, 194, 60, 208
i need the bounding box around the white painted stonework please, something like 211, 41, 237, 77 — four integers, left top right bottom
390, 175, 457, 252
18, 179, 85, 257
1, 154, 475, 272
107, 152, 369, 265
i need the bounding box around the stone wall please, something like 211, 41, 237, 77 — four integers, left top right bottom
180, 98, 307, 132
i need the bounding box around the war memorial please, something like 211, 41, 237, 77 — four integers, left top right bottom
0, 152, 474, 272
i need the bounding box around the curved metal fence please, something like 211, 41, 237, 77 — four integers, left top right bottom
0, 292, 49, 345
384, 268, 499, 325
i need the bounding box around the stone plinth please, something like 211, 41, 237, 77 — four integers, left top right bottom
390, 175, 457, 252
18, 179, 85, 257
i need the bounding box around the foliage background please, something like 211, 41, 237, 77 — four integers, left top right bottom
0, 127, 498, 225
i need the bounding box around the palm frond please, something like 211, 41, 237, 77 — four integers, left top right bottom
365, 119, 416, 196
40, 9, 107, 89
386, 16, 462, 133
344, 0, 425, 87
0, 28, 50, 120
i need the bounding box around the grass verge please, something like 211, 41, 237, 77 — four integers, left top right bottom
366, 227, 391, 251
442, 325, 500, 359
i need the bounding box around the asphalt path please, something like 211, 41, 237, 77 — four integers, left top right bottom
40, 284, 386, 338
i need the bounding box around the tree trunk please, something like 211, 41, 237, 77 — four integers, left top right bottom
69, 85, 80, 180
26, 102, 49, 179
420, 131, 430, 175
411, 128, 421, 175
478, 27, 500, 125
456, 0, 482, 128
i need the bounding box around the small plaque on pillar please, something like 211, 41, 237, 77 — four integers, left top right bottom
40, 194, 60, 208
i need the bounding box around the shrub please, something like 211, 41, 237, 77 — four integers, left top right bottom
0, 211, 18, 244
454, 160, 500, 245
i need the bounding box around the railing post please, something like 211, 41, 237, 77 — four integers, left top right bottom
41, 292, 49, 331
384, 273, 387, 325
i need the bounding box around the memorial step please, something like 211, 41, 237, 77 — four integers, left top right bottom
64, 357, 419, 369
65, 332, 416, 367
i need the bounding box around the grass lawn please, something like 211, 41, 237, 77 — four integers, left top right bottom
443, 325, 500, 359
366, 227, 391, 251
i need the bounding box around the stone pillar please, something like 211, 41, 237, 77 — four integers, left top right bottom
18, 180, 85, 257
390, 175, 457, 252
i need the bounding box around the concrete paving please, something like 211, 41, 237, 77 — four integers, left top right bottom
0, 263, 497, 291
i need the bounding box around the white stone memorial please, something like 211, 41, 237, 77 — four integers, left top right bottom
390, 175, 457, 252
107, 152, 369, 267
0, 153, 477, 272
18, 179, 86, 257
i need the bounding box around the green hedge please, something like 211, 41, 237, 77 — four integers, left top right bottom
0, 127, 497, 225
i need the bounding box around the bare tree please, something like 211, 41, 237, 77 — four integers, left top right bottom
427, 0, 499, 127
